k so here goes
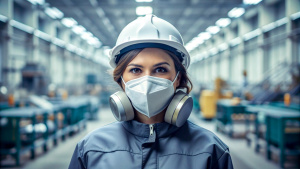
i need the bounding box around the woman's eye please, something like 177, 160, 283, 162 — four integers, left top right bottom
130, 68, 142, 74
155, 67, 168, 73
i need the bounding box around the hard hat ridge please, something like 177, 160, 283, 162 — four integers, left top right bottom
136, 15, 159, 39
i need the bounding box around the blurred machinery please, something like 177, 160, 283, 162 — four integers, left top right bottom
21, 63, 50, 95
200, 77, 233, 119
199, 62, 300, 119
245, 62, 300, 105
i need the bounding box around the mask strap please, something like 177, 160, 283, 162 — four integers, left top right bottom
172, 72, 180, 84
121, 76, 126, 86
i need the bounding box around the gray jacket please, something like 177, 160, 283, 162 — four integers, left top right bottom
68, 120, 233, 169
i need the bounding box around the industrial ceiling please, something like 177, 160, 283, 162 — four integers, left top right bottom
45, 0, 245, 48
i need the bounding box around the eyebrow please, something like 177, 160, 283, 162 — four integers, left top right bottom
127, 62, 170, 68
153, 62, 170, 67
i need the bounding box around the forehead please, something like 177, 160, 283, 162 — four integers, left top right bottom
129, 48, 174, 65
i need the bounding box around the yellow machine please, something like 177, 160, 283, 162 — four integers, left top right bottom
200, 90, 217, 119
199, 77, 232, 119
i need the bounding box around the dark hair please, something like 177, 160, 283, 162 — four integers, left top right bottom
113, 48, 193, 94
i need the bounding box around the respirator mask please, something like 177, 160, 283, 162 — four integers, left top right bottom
109, 72, 193, 127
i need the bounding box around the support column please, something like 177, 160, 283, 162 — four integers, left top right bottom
0, 0, 13, 87
239, 18, 252, 77
258, 3, 275, 73
285, 0, 300, 63
49, 43, 56, 86
25, 5, 39, 64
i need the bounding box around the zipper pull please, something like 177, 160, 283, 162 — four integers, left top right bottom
147, 124, 156, 143
149, 124, 154, 136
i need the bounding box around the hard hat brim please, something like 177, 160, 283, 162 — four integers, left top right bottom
109, 39, 190, 69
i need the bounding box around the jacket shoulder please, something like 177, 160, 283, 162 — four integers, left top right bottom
187, 121, 228, 151
166, 120, 229, 157
76, 122, 136, 156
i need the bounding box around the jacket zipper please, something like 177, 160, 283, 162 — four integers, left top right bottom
149, 124, 154, 136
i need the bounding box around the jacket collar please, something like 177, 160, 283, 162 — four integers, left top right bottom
121, 120, 181, 138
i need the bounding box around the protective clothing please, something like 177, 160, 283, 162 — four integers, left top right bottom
122, 73, 179, 118
109, 14, 190, 69
68, 120, 233, 169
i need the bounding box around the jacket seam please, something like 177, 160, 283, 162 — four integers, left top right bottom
159, 151, 212, 157
85, 149, 141, 155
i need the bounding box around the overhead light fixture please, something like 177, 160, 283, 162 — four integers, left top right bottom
27, 0, 45, 5
206, 26, 220, 34
61, 18, 77, 27
243, 0, 262, 5
291, 11, 300, 20
197, 32, 211, 40
190, 37, 204, 47
219, 43, 229, 51
185, 43, 198, 51
243, 29, 261, 41
185, 37, 205, 52
67, 44, 77, 52
0, 14, 8, 23
228, 7, 245, 18
230, 37, 241, 46
53, 38, 65, 47
136, 0, 153, 2
136, 6, 153, 16
72, 25, 86, 34
10, 20, 34, 33
185, 31, 212, 51
45, 7, 64, 19
81, 32, 93, 40
34, 30, 52, 42
87, 37, 102, 48
216, 18, 231, 27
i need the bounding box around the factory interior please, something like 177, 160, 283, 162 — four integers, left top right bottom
0, 0, 299, 168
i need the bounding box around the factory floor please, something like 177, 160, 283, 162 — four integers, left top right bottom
0, 107, 291, 169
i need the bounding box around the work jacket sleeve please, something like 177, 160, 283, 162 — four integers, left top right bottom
68, 144, 86, 169
214, 150, 234, 169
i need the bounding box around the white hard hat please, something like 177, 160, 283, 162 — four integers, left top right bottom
109, 15, 190, 69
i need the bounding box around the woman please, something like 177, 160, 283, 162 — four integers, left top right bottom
69, 15, 233, 169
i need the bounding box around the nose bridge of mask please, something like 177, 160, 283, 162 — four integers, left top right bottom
121, 71, 179, 86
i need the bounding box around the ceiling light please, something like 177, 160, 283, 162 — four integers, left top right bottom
27, 0, 44, 5
136, 6, 153, 16
0, 14, 8, 22
61, 18, 77, 27
243, 0, 262, 5
228, 7, 245, 18
206, 26, 220, 34
185, 43, 198, 51
191, 37, 204, 45
72, 25, 86, 34
45, 7, 64, 19
291, 12, 300, 20
87, 37, 102, 48
81, 32, 93, 40
136, 0, 153, 2
10, 20, 34, 33
34, 30, 51, 41
197, 32, 211, 40
216, 18, 231, 27
230, 37, 241, 46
